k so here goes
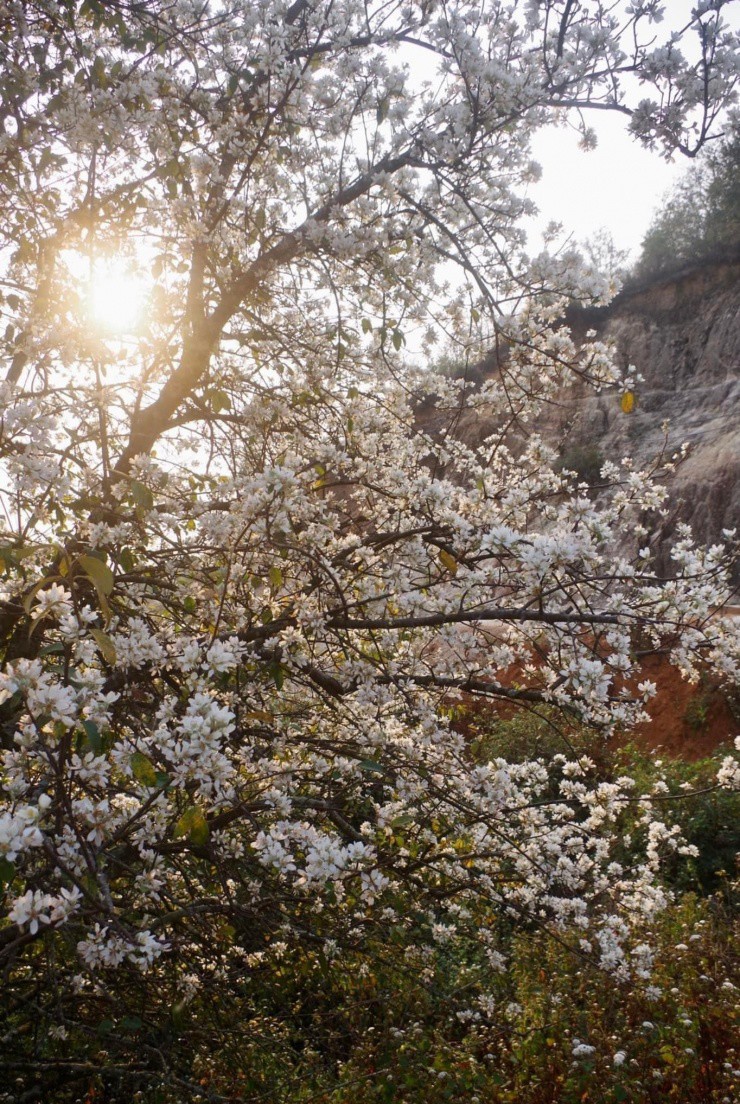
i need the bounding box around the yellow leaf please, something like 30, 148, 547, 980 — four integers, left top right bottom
78, 555, 114, 596
245, 710, 274, 724
438, 549, 458, 575
91, 628, 117, 665
173, 805, 209, 846
130, 751, 158, 787
620, 390, 635, 414
77, 555, 114, 625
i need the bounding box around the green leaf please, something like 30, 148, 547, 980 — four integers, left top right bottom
130, 751, 158, 787
82, 720, 102, 754
173, 806, 209, 846
269, 661, 285, 690
269, 565, 283, 589
118, 547, 136, 573
391, 329, 403, 351
208, 388, 231, 413
359, 759, 384, 774
91, 55, 107, 88
171, 999, 188, 1032
0, 857, 15, 887
90, 628, 117, 665
0, 544, 37, 567
78, 555, 114, 596
361, 318, 372, 334
129, 480, 154, 510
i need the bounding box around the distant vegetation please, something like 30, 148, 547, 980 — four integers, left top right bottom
631, 126, 740, 282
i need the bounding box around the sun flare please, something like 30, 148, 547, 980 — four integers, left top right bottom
86, 260, 147, 334
61, 249, 149, 336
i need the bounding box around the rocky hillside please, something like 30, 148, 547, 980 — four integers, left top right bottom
435, 254, 740, 755
561, 251, 740, 580
425, 251, 740, 581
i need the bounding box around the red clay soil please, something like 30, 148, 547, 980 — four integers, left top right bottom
626, 653, 738, 760
452, 652, 738, 762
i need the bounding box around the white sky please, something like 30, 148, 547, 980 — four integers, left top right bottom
527, 0, 740, 261
528, 116, 689, 261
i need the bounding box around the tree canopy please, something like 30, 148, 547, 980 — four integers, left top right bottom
0, 1, 739, 1099
634, 122, 740, 280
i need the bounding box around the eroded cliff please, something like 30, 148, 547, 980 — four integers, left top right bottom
560, 252, 740, 578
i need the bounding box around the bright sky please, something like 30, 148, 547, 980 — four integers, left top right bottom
528, 116, 689, 261
527, 0, 740, 262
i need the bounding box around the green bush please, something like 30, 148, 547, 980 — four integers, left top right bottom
632, 126, 740, 281
5, 714, 736, 1104
470, 707, 739, 897
612, 742, 740, 897
556, 444, 606, 489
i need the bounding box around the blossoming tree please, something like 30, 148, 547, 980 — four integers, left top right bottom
0, 0, 738, 1097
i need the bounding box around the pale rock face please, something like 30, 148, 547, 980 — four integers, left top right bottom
560, 254, 740, 579
429, 254, 740, 581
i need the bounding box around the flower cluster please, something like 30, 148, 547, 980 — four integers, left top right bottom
0, 0, 737, 1092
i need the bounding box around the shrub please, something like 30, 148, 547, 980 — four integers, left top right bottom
633, 126, 740, 281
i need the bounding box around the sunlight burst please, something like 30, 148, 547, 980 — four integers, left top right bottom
86, 260, 147, 334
